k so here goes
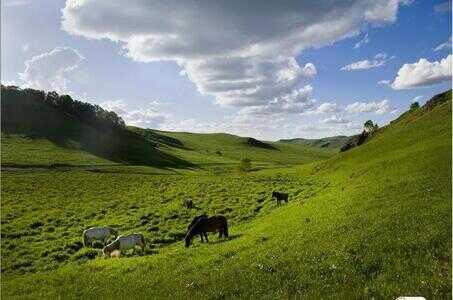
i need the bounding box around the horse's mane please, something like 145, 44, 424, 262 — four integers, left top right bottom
188, 214, 208, 230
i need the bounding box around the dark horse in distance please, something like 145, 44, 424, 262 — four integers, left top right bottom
187, 214, 209, 242
185, 215, 228, 247
272, 191, 289, 205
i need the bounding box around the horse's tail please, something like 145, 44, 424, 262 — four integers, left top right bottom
140, 234, 146, 249
82, 231, 89, 247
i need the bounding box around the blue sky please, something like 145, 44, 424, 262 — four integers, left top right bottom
1, 0, 451, 140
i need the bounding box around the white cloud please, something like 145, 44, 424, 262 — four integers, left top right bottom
411, 95, 424, 103
353, 33, 369, 49
100, 100, 168, 128
1, 80, 18, 86
18, 47, 84, 93
433, 37, 452, 51
377, 79, 391, 85
342, 53, 388, 71
346, 99, 392, 114
62, 0, 407, 108
391, 55, 452, 89
22, 43, 29, 52
236, 84, 316, 116
320, 115, 350, 124
308, 102, 341, 114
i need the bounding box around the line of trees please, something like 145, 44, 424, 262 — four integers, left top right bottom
1, 84, 125, 131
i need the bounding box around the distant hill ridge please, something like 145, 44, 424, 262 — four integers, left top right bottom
1, 85, 336, 168
278, 136, 350, 149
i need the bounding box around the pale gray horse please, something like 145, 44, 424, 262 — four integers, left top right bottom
83, 227, 118, 247
102, 233, 145, 257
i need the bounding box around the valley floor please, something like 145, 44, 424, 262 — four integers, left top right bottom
1, 99, 452, 299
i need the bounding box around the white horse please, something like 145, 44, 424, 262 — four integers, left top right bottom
102, 233, 145, 257
82, 227, 118, 247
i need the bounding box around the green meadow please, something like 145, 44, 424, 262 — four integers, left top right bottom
1, 88, 451, 299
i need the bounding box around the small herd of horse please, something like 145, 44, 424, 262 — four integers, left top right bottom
82, 191, 289, 257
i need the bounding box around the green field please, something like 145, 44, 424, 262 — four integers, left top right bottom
1, 89, 451, 299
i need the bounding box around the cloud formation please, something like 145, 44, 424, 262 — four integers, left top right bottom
100, 100, 168, 128
346, 99, 392, 114
353, 33, 369, 49
342, 53, 388, 70
320, 115, 350, 124
62, 0, 406, 109
19, 47, 84, 93
311, 102, 341, 114
433, 37, 452, 51
377, 79, 391, 85
391, 55, 452, 89
411, 95, 424, 103
236, 84, 316, 116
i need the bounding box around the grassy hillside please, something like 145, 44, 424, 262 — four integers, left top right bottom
133, 128, 336, 168
1, 86, 192, 168
278, 135, 349, 149
1, 86, 335, 171
1, 134, 114, 166
1, 91, 451, 299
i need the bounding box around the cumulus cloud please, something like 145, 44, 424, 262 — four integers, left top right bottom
391, 55, 452, 89
342, 53, 388, 70
433, 37, 452, 51
100, 100, 168, 128
19, 47, 84, 92
62, 0, 407, 109
236, 84, 316, 116
306, 102, 341, 114
346, 99, 392, 114
320, 115, 350, 124
353, 33, 369, 49
1, 80, 18, 86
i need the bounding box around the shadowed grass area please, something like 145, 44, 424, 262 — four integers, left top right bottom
1, 92, 451, 298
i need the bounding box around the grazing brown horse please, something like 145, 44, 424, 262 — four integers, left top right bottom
187, 214, 209, 242
185, 215, 228, 247
272, 191, 289, 205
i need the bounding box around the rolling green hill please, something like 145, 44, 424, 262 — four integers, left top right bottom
1, 86, 193, 168
1, 90, 451, 299
278, 135, 350, 149
1, 86, 336, 171
131, 128, 336, 168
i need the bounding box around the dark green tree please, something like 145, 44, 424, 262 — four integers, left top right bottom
410, 102, 420, 110
364, 120, 374, 132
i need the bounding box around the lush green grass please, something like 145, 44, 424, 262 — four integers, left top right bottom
145, 129, 337, 167
1, 134, 114, 166
1, 168, 321, 275
1, 94, 451, 298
